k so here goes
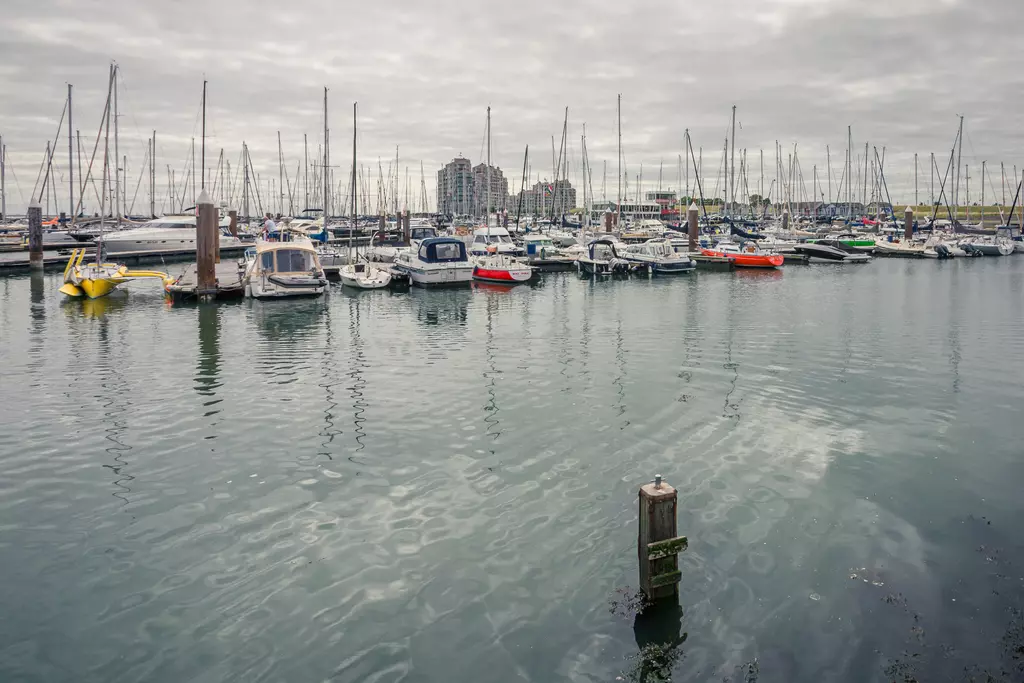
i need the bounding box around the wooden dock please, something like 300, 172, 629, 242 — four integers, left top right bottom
0, 244, 252, 275
165, 261, 246, 303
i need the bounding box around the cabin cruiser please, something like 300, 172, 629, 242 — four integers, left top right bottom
97, 214, 244, 256
793, 239, 871, 263
521, 234, 577, 269
618, 219, 667, 243
339, 260, 392, 289
243, 237, 328, 298
467, 226, 522, 256
576, 238, 635, 276
366, 225, 439, 263
472, 248, 534, 284
392, 236, 474, 287
622, 238, 696, 273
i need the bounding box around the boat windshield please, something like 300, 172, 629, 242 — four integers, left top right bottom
411, 228, 436, 240
275, 249, 315, 272
147, 220, 194, 229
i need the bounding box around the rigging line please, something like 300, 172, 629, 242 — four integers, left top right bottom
31, 97, 69, 203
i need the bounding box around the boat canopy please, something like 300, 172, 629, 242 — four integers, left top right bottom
587, 238, 620, 259
418, 237, 467, 262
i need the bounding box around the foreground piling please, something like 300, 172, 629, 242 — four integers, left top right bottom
638, 475, 687, 602
687, 202, 699, 253
196, 190, 218, 299
28, 202, 42, 271
904, 206, 913, 241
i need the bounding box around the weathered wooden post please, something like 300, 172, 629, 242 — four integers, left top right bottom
196, 189, 217, 300
781, 209, 790, 232
402, 210, 411, 244
687, 202, 699, 254
379, 213, 386, 234
28, 201, 43, 271
604, 209, 613, 233
904, 206, 914, 242
228, 209, 238, 237
638, 474, 686, 603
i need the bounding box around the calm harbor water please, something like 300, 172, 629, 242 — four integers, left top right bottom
1, 258, 1023, 682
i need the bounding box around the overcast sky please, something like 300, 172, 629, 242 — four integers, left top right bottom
2, 0, 1023, 216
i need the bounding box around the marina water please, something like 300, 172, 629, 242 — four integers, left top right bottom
1, 258, 1023, 682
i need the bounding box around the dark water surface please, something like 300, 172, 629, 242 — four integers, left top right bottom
1, 258, 1023, 682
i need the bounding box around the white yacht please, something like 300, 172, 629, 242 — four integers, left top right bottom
466, 226, 522, 256
96, 215, 244, 255
393, 237, 474, 287
243, 238, 328, 298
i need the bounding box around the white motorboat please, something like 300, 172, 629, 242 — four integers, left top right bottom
472, 251, 534, 284
97, 214, 244, 255
339, 260, 391, 289
622, 238, 696, 273
243, 238, 328, 298
576, 238, 635, 276
467, 226, 522, 256
393, 236, 474, 287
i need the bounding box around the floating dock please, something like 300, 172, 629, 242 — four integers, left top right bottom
0, 244, 252, 275
164, 261, 246, 303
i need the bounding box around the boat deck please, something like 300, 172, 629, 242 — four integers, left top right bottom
0, 244, 253, 275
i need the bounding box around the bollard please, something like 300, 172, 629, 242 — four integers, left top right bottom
904, 206, 913, 242
28, 202, 43, 271
403, 210, 411, 244
379, 214, 386, 233
605, 209, 613, 233
196, 189, 217, 298
228, 209, 238, 238
781, 209, 790, 232
638, 475, 687, 602
687, 202, 699, 253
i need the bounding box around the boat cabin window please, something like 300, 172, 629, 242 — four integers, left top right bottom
150, 221, 194, 229
411, 228, 436, 240
260, 251, 275, 271
275, 249, 314, 272
433, 243, 462, 260
474, 236, 487, 244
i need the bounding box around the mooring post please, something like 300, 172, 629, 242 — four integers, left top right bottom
638, 474, 686, 603
379, 213, 386, 234
196, 189, 217, 299
228, 209, 238, 238
781, 209, 790, 232
28, 201, 43, 271
904, 206, 913, 242
687, 202, 699, 253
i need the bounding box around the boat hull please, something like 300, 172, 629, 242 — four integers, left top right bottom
472, 265, 533, 283
701, 248, 782, 268
392, 263, 474, 287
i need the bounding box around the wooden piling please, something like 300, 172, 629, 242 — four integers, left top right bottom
781, 210, 790, 232
638, 475, 686, 602
27, 201, 43, 271
228, 209, 238, 237
195, 190, 217, 298
402, 210, 410, 244
686, 202, 699, 253
904, 206, 913, 241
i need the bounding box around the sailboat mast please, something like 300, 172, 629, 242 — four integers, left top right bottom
201, 80, 206, 190
616, 93, 621, 227
304, 134, 309, 211
113, 64, 120, 224
847, 126, 852, 218
278, 131, 284, 216
99, 64, 113, 261
67, 83, 74, 220
981, 160, 985, 226
323, 87, 329, 228
150, 130, 156, 218
486, 106, 491, 222
729, 104, 736, 216
0, 135, 5, 222
351, 102, 357, 221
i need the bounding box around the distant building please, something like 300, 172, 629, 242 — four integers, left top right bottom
514, 179, 577, 217
436, 157, 474, 216
472, 163, 509, 215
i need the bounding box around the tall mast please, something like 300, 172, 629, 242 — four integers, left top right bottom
914, 153, 918, 207
684, 130, 690, 201
0, 135, 5, 222
981, 160, 985, 226
322, 87, 329, 229
351, 102, 357, 221
243, 142, 249, 220
99, 64, 113, 261
278, 131, 284, 215
862, 142, 868, 211
67, 83, 74, 220
847, 126, 852, 218
201, 80, 206, 190
950, 116, 958, 219
190, 138, 195, 209
931, 153, 935, 206
113, 64, 120, 225
304, 133, 309, 211
486, 106, 491, 221
759, 147, 764, 208
729, 104, 736, 216
150, 130, 156, 218
616, 93, 621, 227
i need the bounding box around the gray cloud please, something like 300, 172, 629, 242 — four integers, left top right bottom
1, 0, 1022, 215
